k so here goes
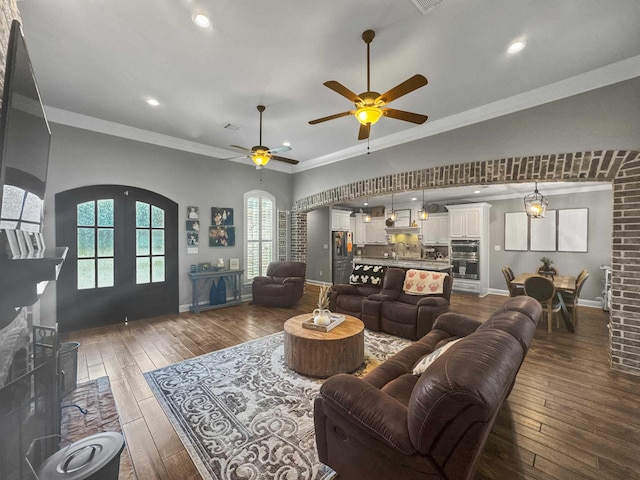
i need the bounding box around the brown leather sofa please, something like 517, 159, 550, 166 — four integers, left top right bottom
251, 261, 306, 307
362, 267, 453, 340
314, 296, 542, 480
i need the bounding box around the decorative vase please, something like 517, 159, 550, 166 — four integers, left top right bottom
313, 308, 331, 326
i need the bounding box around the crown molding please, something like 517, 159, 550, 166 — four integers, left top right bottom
43, 107, 295, 174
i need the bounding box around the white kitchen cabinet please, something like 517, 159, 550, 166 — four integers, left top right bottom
331, 209, 352, 231
365, 218, 387, 244
447, 206, 483, 238
353, 213, 367, 245
421, 213, 449, 244
446, 203, 492, 296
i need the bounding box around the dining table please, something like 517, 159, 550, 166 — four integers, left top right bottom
511, 273, 576, 333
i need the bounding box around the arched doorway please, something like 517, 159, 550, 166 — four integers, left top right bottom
290, 150, 640, 376
55, 185, 178, 332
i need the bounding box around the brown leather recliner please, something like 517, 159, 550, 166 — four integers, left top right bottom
329, 264, 387, 319
251, 261, 306, 307
362, 267, 453, 340
314, 296, 542, 480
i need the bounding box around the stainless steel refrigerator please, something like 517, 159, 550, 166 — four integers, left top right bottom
332, 230, 353, 284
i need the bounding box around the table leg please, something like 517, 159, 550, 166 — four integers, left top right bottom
547, 300, 552, 333
556, 293, 575, 333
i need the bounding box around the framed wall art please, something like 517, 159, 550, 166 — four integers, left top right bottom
187, 206, 199, 219
211, 207, 233, 226
209, 226, 235, 247
504, 212, 528, 251
558, 208, 588, 252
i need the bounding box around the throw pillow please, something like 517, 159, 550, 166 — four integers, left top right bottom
350, 264, 386, 286
412, 338, 462, 375
403, 269, 447, 295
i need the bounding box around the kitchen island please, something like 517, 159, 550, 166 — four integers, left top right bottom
354, 257, 451, 272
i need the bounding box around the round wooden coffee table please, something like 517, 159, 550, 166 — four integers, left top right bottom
283, 314, 365, 378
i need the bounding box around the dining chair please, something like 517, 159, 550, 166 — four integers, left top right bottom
560, 271, 590, 326
524, 275, 561, 333
502, 266, 524, 297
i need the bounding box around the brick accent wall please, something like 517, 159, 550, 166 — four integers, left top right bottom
289, 211, 306, 262
291, 150, 640, 376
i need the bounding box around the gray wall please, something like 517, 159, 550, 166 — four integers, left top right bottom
488, 188, 612, 302
292, 78, 640, 201
40, 123, 293, 324
306, 208, 331, 284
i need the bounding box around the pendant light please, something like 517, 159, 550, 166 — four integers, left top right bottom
417, 189, 428, 221
389, 193, 397, 222
362, 197, 371, 223
524, 181, 548, 218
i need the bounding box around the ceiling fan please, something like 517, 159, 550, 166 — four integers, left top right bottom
227, 105, 298, 168
309, 29, 428, 140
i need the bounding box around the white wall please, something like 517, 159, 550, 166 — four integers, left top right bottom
40, 123, 293, 325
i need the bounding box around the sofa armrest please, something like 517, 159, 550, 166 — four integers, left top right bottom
282, 277, 304, 285
367, 293, 395, 302
416, 296, 449, 308
331, 284, 358, 295
318, 374, 416, 454
432, 312, 482, 337
252, 276, 275, 286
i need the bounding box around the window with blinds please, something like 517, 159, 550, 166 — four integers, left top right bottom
245, 190, 275, 280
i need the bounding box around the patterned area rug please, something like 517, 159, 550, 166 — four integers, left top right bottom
144, 330, 412, 480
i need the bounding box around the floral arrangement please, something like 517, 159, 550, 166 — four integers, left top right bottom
539, 256, 554, 268
318, 286, 331, 310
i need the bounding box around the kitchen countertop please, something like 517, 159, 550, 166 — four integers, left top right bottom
353, 257, 451, 271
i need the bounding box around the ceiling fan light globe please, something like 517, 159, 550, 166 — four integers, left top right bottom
356, 106, 383, 125
252, 153, 271, 167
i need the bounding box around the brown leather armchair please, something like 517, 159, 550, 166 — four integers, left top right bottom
363, 268, 453, 340
314, 296, 542, 480
251, 261, 306, 307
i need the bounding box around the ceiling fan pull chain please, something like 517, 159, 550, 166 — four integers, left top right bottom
367, 136, 370, 154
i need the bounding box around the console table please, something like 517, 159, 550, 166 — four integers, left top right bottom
188, 269, 244, 313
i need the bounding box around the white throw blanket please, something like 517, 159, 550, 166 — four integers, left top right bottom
403, 269, 447, 295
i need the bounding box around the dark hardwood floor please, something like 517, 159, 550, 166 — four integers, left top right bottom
61, 286, 640, 480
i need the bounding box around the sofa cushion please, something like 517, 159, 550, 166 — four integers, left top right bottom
412, 338, 462, 375
403, 270, 447, 295
350, 264, 386, 286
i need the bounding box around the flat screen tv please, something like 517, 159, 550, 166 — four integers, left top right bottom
0, 20, 51, 242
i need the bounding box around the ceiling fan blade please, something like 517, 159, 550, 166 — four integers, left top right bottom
308, 111, 353, 125
229, 145, 252, 152
376, 74, 428, 104
357, 123, 370, 140
324, 81, 362, 103
271, 155, 299, 165
268, 145, 292, 155
382, 108, 428, 124
223, 154, 250, 161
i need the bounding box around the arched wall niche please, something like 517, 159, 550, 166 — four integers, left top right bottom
289, 150, 640, 376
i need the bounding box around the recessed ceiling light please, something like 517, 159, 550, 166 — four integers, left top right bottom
146, 98, 160, 107
192, 13, 211, 28
507, 40, 526, 55
363, 201, 369, 206
411, 197, 417, 201
283, 141, 291, 147
474, 190, 481, 194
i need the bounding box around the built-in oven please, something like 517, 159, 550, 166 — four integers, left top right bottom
450, 240, 480, 280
